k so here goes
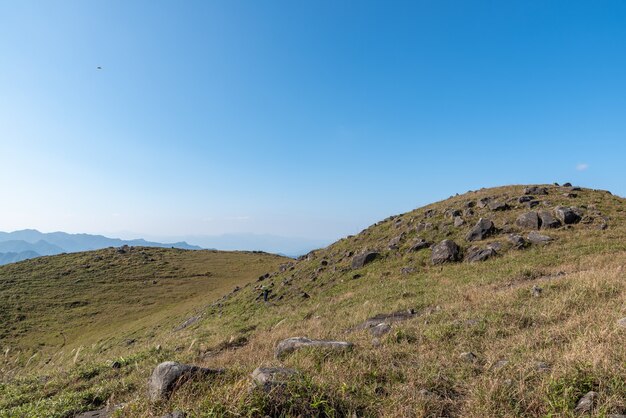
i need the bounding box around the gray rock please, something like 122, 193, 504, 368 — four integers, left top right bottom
148, 361, 224, 401
554, 206, 582, 224
606, 415, 626, 418
488, 201, 509, 211
370, 323, 392, 337
431, 240, 461, 264
538, 211, 561, 229
477, 197, 492, 208
574, 391, 598, 414
453, 216, 465, 227
75, 410, 111, 418
516, 212, 541, 230
445, 209, 462, 218
492, 359, 509, 370
534, 361, 550, 371
465, 246, 496, 263
251, 367, 298, 391
525, 200, 541, 209
531, 284, 542, 297
518, 195, 535, 203
351, 252, 380, 269
617, 317, 626, 328
466, 218, 496, 242
459, 352, 478, 362
507, 234, 527, 249
415, 222, 433, 232
407, 238, 429, 252
355, 309, 418, 331
463, 208, 474, 217
524, 186, 548, 195
275, 337, 353, 359
161, 412, 187, 418
527, 231, 553, 245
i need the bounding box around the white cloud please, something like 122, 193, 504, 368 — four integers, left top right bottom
576, 163, 589, 171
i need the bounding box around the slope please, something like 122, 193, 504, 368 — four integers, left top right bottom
2, 184, 626, 417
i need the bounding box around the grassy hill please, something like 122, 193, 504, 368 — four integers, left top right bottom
2, 184, 626, 417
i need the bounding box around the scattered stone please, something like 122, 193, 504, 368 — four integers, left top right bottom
161, 412, 187, 418
534, 361, 550, 371
574, 391, 598, 414
275, 337, 353, 359
518, 195, 535, 203
563, 182, 572, 187
431, 240, 461, 264
466, 218, 496, 241
370, 323, 392, 337
355, 309, 418, 330
251, 367, 298, 391
617, 317, 626, 328
418, 389, 437, 398
492, 359, 509, 370
371, 338, 382, 347
400, 266, 416, 274
351, 252, 380, 269
563, 192, 578, 198
407, 239, 430, 252
488, 201, 509, 211
531, 284, 542, 297
606, 415, 626, 418
148, 361, 224, 401
463, 208, 474, 217
525, 200, 541, 209
424, 209, 436, 218
527, 231, 553, 245
507, 234, 527, 249
445, 209, 462, 218
415, 222, 433, 232
174, 315, 202, 332
554, 206, 582, 224
111, 360, 121, 369
459, 352, 478, 363
301, 292, 310, 299
388, 235, 404, 250
524, 186, 548, 195
516, 212, 541, 230
453, 216, 465, 227
465, 246, 496, 263
477, 197, 492, 208
486, 242, 502, 252
538, 211, 561, 229
75, 409, 111, 418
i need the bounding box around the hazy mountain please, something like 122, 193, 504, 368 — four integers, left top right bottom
0, 230, 202, 265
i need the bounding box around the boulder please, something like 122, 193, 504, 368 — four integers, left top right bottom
477, 197, 492, 208
516, 212, 541, 230
524, 186, 548, 195
251, 367, 298, 391
527, 231, 553, 245
148, 361, 223, 401
275, 337, 353, 359
518, 196, 534, 203
507, 234, 527, 249
487, 201, 509, 211
407, 239, 429, 252
431, 240, 461, 264
466, 218, 496, 242
370, 323, 392, 337
453, 216, 465, 227
554, 206, 582, 224
463, 208, 474, 217
355, 309, 418, 331
574, 391, 598, 414
465, 246, 496, 263
538, 211, 561, 229
459, 352, 478, 363
351, 252, 380, 269
525, 200, 540, 209
415, 222, 433, 232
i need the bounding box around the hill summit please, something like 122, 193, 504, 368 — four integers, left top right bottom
2, 184, 625, 417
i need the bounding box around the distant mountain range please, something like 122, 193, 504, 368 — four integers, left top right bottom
0, 230, 202, 265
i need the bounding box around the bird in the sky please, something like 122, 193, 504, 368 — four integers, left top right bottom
97, 66, 102, 70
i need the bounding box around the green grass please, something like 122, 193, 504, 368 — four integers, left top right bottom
2, 184, 626, 417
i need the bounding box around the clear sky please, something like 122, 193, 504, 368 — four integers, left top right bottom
1, 1, 626, 244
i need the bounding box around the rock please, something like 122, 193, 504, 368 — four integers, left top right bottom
407, 239, 430, 252
463, 208, 474, 217
424, 209, 436, 218
161, 412, 187, 418
275, 337, 353, 359
111, 360, 121, 369
563, 182, 572, 187
606, 415, 626, 418
534, 361, 550, 371
351, 252, 380, 269
431, 240, 461, 264
75, 410, 111, 418
538, 211, 561, 229
465, 246, 496, 263
466, 218, 496, 242
574, 391, 598, 414
516, 212, 541, 230
531, 284, 542, 297
525, 200, 541, 209
415, 222, 433, 232
554, 206, 582, 224
453, 216, 465, 227
459, 352, 478, 363
507, 234, 527, 249
518, 195, 535, 203
524, 186, 548, 195
488, 201, 509, 211
477, 197, 492, 208
370, 323, 392, 337
400, 266, 416, 274
388, 235, 404, 250
492, 359, 509, 370
355, 309, 418, 330
487, 242, 502, 252
251, 367, 298, 391
148, 361, 224, 401
617, 317, 626, 328
527, 231, 553, 245
445, 209, 462, 218
418, 389, 437, 398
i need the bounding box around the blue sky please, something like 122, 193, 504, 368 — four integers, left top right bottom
1, 1, 626, 247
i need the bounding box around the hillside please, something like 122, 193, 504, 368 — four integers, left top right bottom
2, 184, 626, 417
0, 230, 203, 265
